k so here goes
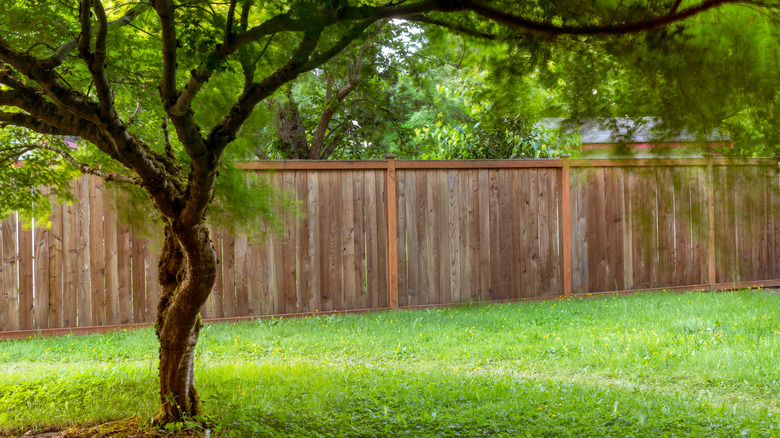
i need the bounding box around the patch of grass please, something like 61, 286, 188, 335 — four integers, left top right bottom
1, 289, 779, 436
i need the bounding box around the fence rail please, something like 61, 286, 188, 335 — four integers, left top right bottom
1, 157, 779, 338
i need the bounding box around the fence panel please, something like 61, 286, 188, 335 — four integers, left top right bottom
570, 165, 711, 294
2, 158, 780, 337
396, 168, 563, 305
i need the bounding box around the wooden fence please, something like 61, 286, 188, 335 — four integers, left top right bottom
1, 157, 779, 337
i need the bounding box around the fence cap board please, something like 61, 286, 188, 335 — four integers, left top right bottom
237, 157, 779, 171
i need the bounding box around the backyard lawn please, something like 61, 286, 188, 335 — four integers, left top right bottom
1, 289, 779, 437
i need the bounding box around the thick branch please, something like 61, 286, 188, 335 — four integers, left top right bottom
463, 0, 752, 36
78, 0, 93, 58
0, 40, 102, 123
406, 14, 498, 40
0, 111, 77, 136
154, 0, 179, 106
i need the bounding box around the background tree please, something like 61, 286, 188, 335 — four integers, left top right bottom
1, 0, 778, 426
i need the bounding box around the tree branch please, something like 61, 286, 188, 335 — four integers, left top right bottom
0, 111, 78, 136
462, 0, 757, 36
406, 14, 498, 40
154, 0, 179, 107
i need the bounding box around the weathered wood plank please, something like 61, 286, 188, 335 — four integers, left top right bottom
537, 168, 552, 296
447, 170, 460, 304
342, 171, 357, 310
2, 214, 19, 330
34, 209, 50, 329
62, 197, 78, 327
76, 178, 91, 326
235, 234, 249, 316
497, 169, 511, 298
375, 170, 389, 309
547, 168, 562, 296
131, 234, 146, 323
458, 170, 471, 302
526, 169, 539, 297
282, 172, 299, 313
488, 169, 501, 300
395, 170, 408, 307
403, 171, 418, 306
478, 169, 490, 300
329, 171, 344, 311
48, 199, 64, 328
222, 231, 237, 317
297, 170, 313, 313
19, 222, 34, 329
88, 177, 105, 326
145, 248, 160, 321
116, 221, 132, 324
352, 170, 367, 309
306, 171, 321, 313
103, 190, 119, 326
365, 170, 380, 308
427, 170, 441, 305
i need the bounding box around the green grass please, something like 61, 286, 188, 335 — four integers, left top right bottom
1, 289, 779, 437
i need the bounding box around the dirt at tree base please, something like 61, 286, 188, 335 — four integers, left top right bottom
4, 418, 204, 438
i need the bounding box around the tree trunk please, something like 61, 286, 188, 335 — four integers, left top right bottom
153, 221, 216, 425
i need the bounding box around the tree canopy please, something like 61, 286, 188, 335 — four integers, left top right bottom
1, 0, 778, 426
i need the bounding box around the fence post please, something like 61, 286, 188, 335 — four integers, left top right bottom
560, 154, 573, 297
385, 155, 399, 310
705, 152, 717, 291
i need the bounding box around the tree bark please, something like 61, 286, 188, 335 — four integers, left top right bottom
153, 221, 216, 424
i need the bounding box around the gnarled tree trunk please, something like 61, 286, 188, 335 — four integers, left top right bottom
153, 221, 217, 424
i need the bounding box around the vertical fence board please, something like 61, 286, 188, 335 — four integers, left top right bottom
375, 170, 389, 309
427, 171, 441, 305
63, 201, 78, 327
457, 170, 471, 302
103, 194, 119, 325
48, 201, 63, 328
342, 171, 357, 310
352, 171, 367, 309
396, 171, 408, 306
365, 170, 380, 308
76, 178, 91, 326
488, 169, 501, 300
447, 170, 460, 304
329, 171, 344, 311
222, 231, 237, 317
548, 168, 562, 296
477, 169, 490, 300
88, 177, 105, 326
34, 213, 50, 330
19, 223, 33, 330
317, 171, 331, 312
146, 248, 160, 321
537, 168, 553, 296
2, 214, 18, 330
402, 171, 418, 306
282, 172, 299, 314
307, 172, 322, 313
235, 235, 249, 316
210, 227, 224, 318
116, 223, 132, 324
131, 233, 146, 323
297, 171, 313, 313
